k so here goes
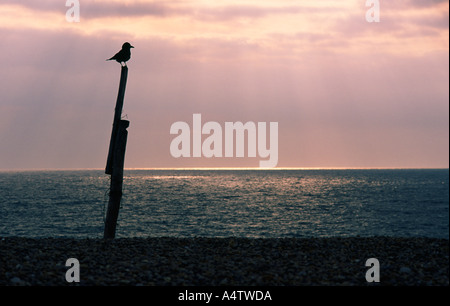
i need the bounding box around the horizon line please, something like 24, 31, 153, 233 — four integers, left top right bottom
1, 166, 449, 172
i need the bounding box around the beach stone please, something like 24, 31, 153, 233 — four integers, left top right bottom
399, 267, 412, 274
10, 277, 23, 285
0, 237, 448, 286
219, 278, 229, 285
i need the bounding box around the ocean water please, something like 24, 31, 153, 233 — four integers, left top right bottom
0, 169, 448, 239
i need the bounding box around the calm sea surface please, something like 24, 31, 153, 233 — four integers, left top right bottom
0, 169, 448, 238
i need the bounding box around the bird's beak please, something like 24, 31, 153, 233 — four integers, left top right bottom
131, 45, 135, 48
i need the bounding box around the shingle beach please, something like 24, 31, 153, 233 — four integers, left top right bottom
1, 237, 448, 286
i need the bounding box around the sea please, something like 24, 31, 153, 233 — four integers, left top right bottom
0, 169, 448, 239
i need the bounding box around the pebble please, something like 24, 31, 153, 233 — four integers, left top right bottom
399, 267, 412, 274
10, 277, 23, 285
0, 236, 448, 286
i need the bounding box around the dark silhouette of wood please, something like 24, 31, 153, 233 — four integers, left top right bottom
104, 120, 129, 239
104, 66, 130, 239
106, 66, 128, 175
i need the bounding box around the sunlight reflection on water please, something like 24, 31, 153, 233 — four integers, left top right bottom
0, 169, 448, 238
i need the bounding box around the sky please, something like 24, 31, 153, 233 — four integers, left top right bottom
0, 0, 448, 170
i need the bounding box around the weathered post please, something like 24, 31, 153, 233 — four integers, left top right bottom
106, 66, 128, 175
104, 66, 129, 239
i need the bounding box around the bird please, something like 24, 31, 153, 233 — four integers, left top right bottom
107, 42, 134, 66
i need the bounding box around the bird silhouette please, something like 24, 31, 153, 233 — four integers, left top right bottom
107, 42, 134, 66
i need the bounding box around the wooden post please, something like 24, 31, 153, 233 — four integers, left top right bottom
104, 66, 130, 239
104, 120, 129, 239
106, 66, 128, 175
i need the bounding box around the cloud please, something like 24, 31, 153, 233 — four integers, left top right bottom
404, 0, 448, 8
0, 2, 448, 169
0, 0, 185, 18
190, 4, 339, 22
82, 1, 187, 19
1, 0, 61, 12
1, 0, 341, 21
